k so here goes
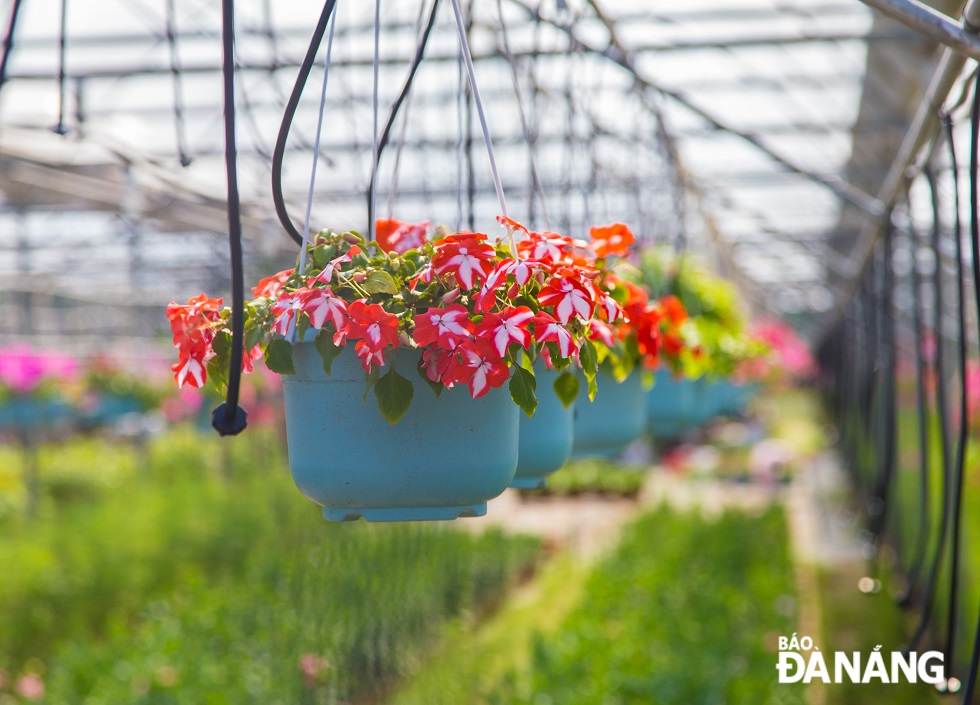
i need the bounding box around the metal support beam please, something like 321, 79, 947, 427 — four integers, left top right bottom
822, 0, 980, 339
857, 0, 980, 59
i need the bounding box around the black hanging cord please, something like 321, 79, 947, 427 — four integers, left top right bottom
211, 0, 247, 437
868, 222, 897, 544
0, 0, 23, 92
898, 213, 932, 606
271, 0, 338, 246
957, 71, 980, 704
908, 166, 954, 652
942, 110, 969, 683
165, 0, 192, 167
367, 0, 442, 227
51, 0, 68, 135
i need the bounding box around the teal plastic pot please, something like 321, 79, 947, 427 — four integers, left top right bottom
0, 397, 71, 430
282, 343, 519, 522
646, 369, 693, 440
572, 369, 645, 458
513, 366, 574, 489
686, 377, 720, 427
78, 393, 143, 428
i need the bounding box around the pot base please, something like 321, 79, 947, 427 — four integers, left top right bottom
509, 476, 547, 490
322, 503, 487, 523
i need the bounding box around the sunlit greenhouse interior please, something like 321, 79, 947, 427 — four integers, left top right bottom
3, 0, 980, 702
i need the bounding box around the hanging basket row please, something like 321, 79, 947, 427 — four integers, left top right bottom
166, 219, 702, 521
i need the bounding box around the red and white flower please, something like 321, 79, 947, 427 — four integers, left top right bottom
516, 231, 573, 265
431, 233, 496, 290
345, 300, 400, 354
538, 276, 595, 324
172, 355, 207, 389
532, 312, 579, 359
588, 318, 617, 349
376, 218, 430, 254
310, 245, 362, 286
251, 268, 295, 298
354, 340, 388, 371
421, 344, 461, 387
271, 291, 303, 339
412, 304, 474, 349
456, 338, 510, 398
298, 288, 348, 331
475, 306, 534, 357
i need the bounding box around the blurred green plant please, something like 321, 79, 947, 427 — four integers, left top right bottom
521, 458, 646, 498
388, 505, 802, 705
490, 505, 801, 705
638, 248, 767, 379
0, 428, 540, 704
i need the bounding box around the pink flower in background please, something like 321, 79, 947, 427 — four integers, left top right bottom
161, 386, 204, 422
15, 673, 45, 701
299, 654, 329, 690
752, 319, 816, 379
966, 361, 980, 424
0, 343, 79, 393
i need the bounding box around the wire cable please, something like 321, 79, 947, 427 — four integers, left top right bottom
297, 4, 337, 277
52, 0, 69, 135
370, 0, 441, 222
165, 0, 192, 167
368, 0, 381, 243
496, 0, 549, 230
449, 0, 509, 222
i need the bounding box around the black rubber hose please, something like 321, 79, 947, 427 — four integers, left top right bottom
211, 0, 247, 437
908, 167, 953, 652
271, 0, 338, 245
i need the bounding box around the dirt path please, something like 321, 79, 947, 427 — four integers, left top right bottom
467, 490, 639, 560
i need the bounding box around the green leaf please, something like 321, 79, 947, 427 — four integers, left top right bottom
244, 325, 265, 353
517, 350, 534, 374
211, 329, 232, 358
374, 366, 414, 425
363, 366, 381, 404
509, 364, 538, 418
314, 329, 344, 376
313, 243, 337, 269
296, 312, 311, 342
587, 373, 598, 402
580, 339, 599, 381
553, 372, 580, 409
206, 355, 229, 392
264, 338, 296, 375
416, 357, 443, 398
362, 270, 399, 295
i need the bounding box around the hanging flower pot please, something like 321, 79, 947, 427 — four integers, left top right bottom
285, 344, 518, 521
513, 364, 575, 489
166, 218, 618, 521
646, 368, 694, 440
572, 367, 646, 458
0, 396, 71, 431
